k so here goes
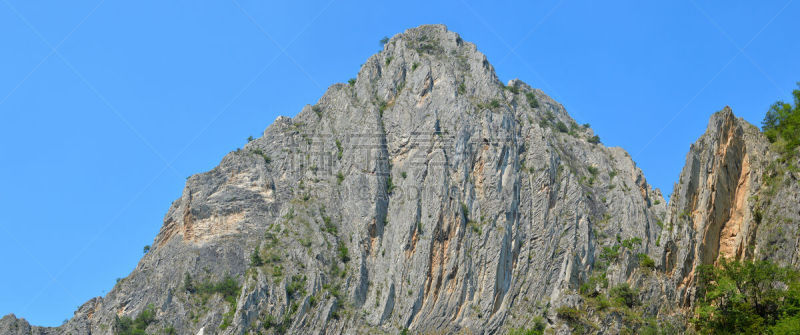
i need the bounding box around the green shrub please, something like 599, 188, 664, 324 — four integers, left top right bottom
693, 259, 800, 334
250, 245, 263, 267
379, 36, 389, 46
556, 306, 582, 321
322, 214, 336, 234
580, 272, 609, 296
195, 276, 240, 304
555, 121, 569, 133
509, 317, 545, 335
142, 245, 150, 254
272, 265, 283, 278
762, 83, 800, 154
504, 85, 520, 94
337, 241, 350, 263
114, 304, 156, 335
638, 253, 655, 269
411, 62, 419, 71
251, 148, 271, 164
348, 78, 356, 86
184, 272, 195, 293
386, 176, 396, 194
600, 245, 620, 263
587, 135, 601, 144
335, 139, 343, 160
621, 237, 642, 249
525, 92, 540, 108
610, 283, 639, 308
286, 274, 307, 300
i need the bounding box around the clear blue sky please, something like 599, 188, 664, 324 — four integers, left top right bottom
1, 0, 797, 326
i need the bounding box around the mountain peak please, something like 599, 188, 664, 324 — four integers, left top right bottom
4, 25, 796, 335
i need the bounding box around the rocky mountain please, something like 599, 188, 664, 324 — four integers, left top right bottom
3, 24, 798, 335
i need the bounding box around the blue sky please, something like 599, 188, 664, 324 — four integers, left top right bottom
1, 0, 797, 326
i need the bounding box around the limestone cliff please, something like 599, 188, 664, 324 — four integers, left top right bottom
2, 24, 798, 335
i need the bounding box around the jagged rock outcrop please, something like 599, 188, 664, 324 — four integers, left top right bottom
2, 24, 797, 335
657, 107, 800, 307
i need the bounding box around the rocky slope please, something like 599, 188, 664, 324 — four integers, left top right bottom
2, 24, 798, 335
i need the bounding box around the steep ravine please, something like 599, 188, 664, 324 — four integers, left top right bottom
2, 24, 797, 335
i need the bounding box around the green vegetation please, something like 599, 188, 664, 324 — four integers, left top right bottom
580, 272, 609, 295
525, 92, 540, 108
114, 304, 156, 335
503, 85, 520, 94
183, 274, 241, 329
379, 36, 389, 46
600, 245, 621, 262
250, 148, 271, 164
411, 62, 419, 71
588, 135, 601, 144
348, 78, 356, 86
337, 241, 350, 263
509, 317, 546, 335
386, 176, 396, 194
322, 212, 336, 234
693, 259, 800, 334
610, 283, 639, 308
272, 265, 283, 278
286, 274, 307, 300
556, 306, 582, 321
458, 82, 466, 95
335, 139, 343, 160
378, 99, 389, 115
477, 99, 503, 111
621, 237, 642, 249
183, 272, 195, 293
385, 56, 393, 65
762, 83, 800, 155
638, 253, 656, 269
193, 275, 240, 304
336, 171, 344, 185
250, 245, 263, 267
555, 121, 569, 133
247, 135, 254, 142
142, 245, 150, 254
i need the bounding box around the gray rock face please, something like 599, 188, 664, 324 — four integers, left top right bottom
2, 24, 797, 334
656, 108, 800, 307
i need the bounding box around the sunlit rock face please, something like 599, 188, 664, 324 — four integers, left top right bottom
4, 24, 796, 335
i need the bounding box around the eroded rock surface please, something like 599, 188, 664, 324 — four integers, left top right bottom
3, 24, 798, 335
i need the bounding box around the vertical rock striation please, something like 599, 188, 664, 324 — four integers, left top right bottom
2, 24, 797, 335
